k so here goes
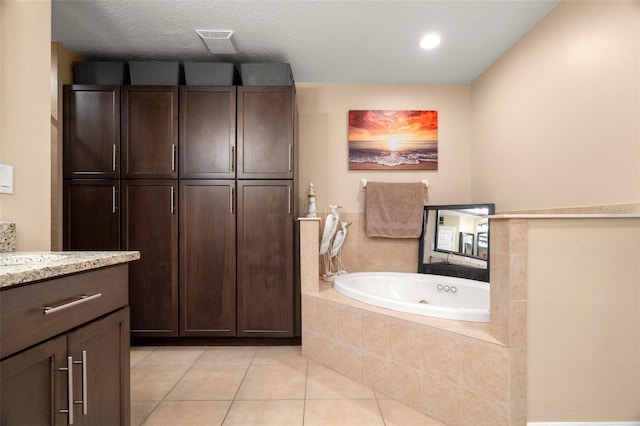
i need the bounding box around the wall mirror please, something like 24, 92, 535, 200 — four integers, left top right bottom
418, 204, 495, 282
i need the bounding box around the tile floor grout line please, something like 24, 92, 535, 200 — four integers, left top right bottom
132, 346, 161, 426
138, 346, 207, 426
217, 346, 259, 425
189, 346, 236, 426
374, 393, 388, 426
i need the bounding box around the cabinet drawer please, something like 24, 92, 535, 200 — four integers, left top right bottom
1, 264, 129, 359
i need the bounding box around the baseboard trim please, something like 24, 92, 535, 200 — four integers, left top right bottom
528, 422, 640, 426
131, 336, 302, 346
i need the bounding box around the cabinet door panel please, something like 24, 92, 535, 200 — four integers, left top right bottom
67, 308, 130, 426
122, 87, 178, 178
237, 181, 294, 337
63, 85, 120, 179
63, 179, 120, 250
237, 87, 293, 179
180, 181, 236, 336
0, 335, 67, 426
123, 180, 178, 336
180, 87, 236, 179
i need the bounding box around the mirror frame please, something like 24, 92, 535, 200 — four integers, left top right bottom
418, 203, 495, 282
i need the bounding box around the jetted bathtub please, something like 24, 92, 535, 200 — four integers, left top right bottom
332, 272, 490, 323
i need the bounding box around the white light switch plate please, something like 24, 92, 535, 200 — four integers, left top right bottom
0, 164, 14, 194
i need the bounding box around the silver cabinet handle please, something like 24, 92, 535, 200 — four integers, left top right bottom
43, 293, 102, 315
112, 186, 117, 214
171, 186, 175, 214
171, 144, 176, 172
59, 356, 74, 424
112, 144, 117, 172
231, 146, 235, 172
230, 187, 234, 215
287, 187, 291, 215
287, 144, 292, 172
73, 350, 88, 415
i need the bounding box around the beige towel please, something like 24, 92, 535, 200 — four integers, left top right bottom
365, 182, 424, 238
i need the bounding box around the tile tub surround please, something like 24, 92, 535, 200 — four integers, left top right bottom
0, 222, 16, 252
0, 251, 140, 287
322, 212, 418, 274
299, 219, 527, 425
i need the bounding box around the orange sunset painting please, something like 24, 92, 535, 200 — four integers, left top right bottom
348, 110, 438, 170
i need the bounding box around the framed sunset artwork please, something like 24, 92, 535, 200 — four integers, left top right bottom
348, 110, 438, 170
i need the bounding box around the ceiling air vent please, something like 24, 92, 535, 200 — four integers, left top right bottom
196, 29, 241, 54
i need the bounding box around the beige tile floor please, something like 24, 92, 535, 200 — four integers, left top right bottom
131, 346, 447, 426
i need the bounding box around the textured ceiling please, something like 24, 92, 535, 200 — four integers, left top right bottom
52, 0, 559, 84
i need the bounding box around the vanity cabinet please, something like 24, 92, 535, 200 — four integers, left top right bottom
63, 85, 120, 179
0, 265, 130, 426
0, 335, 67, 425
121, 86, 179, 179
1, 310, 129, 426
122, 180, 178, 337
63, 179, 120, 251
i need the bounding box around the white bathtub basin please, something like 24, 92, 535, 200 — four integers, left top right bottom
332, 272, 490, 322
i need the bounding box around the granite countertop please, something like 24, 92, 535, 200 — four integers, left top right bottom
0, 251, 140, 288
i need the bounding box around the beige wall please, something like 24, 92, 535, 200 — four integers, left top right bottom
297, 84, 472, 214
0, 0, 52, 250
470, 0, 640, 212
468, 1, 640, 420
2, 0, 639, 421
51, 43, 83, 250
527, 218, 640, 421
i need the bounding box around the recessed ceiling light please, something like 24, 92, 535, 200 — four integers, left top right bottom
420, 33, 441, 50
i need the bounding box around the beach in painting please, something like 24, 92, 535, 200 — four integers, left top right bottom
348, 139, 438, 170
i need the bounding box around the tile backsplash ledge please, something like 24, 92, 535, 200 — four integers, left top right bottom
0, 223, 16, 252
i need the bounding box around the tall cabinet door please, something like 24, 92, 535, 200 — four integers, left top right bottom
0, 335, 67, 426
122, 180, 178, 337
237, 87, 294, 179
237, 180, 294, 337
180, 180, 236, 336
67, 308, 130, 426
63, 179, 120, 250
180, 87, 236, 179
122, 86, 179, 179
63, 85, 120, 179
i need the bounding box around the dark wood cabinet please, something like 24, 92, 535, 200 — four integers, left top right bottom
179, 180, 236, 336
0, 310, 129, 426
237, 87, 294, 179
63, 85, 120, 179
0, 265, 131, 426
122, 86, 179, 179
179, 87, 236, 179
0, 336, 67, 426
63, 84, 299, 343
122, 180, 178, 337
237, 180, 294, 337
63, 179, 120, 250
67, 309, 130, 426
421, 263, 489, 282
